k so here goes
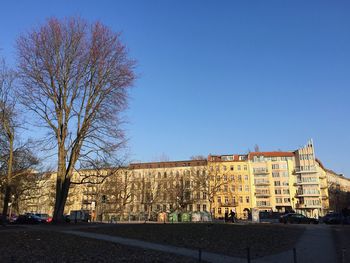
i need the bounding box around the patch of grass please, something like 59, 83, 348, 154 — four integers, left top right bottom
80, 223, 305, 258
0, 230, 197, 263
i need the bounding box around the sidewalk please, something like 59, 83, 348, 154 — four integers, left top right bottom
254, 225, 336, 263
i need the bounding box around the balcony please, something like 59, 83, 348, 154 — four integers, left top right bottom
295, 179, 319, 185
253, 168, 269, 174
256, 203, 271, 208
254, 181, 270, 186
255, 191, 271, 198
295, 192, 320, 197
295, 166, 317, 174
218, 201, 238, 207
295, 203, 321, 209
321, 196, 329, 200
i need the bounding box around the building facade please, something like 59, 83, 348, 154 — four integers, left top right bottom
15, 141, 350, 220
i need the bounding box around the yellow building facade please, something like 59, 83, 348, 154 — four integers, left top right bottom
15, 141, 349, 220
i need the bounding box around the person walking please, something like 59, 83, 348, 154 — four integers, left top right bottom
229, 210, 236, 223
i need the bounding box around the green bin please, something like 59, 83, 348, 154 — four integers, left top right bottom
169, 213, 178, 223
181, 212, 191, 222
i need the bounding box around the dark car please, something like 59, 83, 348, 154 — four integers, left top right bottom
321, 213, 343, 224
0, 214, 9, 224
35, 213, 52, 223
15, 214, 42, 224
279, 213, 319, 224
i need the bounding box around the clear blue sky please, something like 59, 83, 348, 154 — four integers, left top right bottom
1, 1, 349, 176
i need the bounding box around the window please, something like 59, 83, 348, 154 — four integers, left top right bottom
283, 189, 290, 194
282, 171, 289, 177
197, 204, 201, 211
238, 175, 242, 181
272, 164, 279, 169
189, 204, 193, 211
203, 192, 207, 199
217, 196, 221, 203
203, 204, 207, 211
223, 175, 227, 181
230, 175, 235, 181
246, 196, 250, 203
238, 165, 241, 171
163, 204, 166, 211
244, 175, 248, 181
218, 208, 222, 214
223, 165, 227, 171
230, 165, 234, 171
225, 207, 229, 213
272, 172, 279, 178
239, 185, 243, 192
164, 172, 167, 178
231, 186, 235, 192
245, 185, 249, 192
274, 181, 281, 186
239, 196, 243, 203
282, 181, 289, 186
224, 185, 228, 192
275, 189, 282, 194
276, 198, 282, 203
284, 198, 290, 203
244, 165, 247, 171
196, 192, 200, 199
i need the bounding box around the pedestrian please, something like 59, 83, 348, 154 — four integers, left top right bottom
229, 210, 235, 223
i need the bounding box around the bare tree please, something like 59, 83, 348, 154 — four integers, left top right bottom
140, 169, 163, 220
16, 17, 135, 222
97, 169, 134, 221
0, 59, 39, 221
254, 144, 260, 152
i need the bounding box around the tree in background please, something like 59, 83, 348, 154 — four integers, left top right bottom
0, 59, 39, 222
16, 17, 135, 222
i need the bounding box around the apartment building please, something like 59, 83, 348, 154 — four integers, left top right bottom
207, 154, 251, 219
249, 151, 296, 214
129, 160, 208, 221
12, 141, 350, 220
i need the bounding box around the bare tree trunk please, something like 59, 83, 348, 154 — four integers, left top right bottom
53, 143, 70, 223
2, 135, 13, 224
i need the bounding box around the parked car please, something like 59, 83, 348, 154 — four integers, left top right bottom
70, 210, 90, 222
15, 214, 42, 224
279, 213, 319, 224
0, 214, 9, 224
321, 213, 341, 224
35, 213, 52, 223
